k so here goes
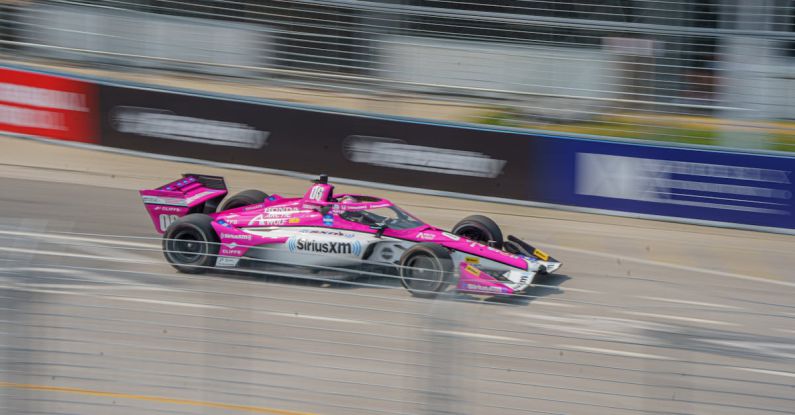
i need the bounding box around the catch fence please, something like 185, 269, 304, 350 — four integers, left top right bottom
0, 218, 792, 415
2, 0, 795, 150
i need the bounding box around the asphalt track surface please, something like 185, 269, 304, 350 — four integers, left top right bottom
0, 136, 794, 415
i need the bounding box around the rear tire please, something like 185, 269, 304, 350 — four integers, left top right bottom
452, 215, 503, 249
219, 189, 269, 211
163, 214, 219, 274
399, 243, 453, 298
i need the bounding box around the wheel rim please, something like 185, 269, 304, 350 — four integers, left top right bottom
404, 254, 443, 292
455, 225, 490, 243
168, 229, 205, 263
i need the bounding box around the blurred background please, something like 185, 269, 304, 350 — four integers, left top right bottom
1, 2, 794, 415
3, 0, 795, 150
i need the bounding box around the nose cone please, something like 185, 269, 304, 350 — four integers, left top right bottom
542, 261, 562, 274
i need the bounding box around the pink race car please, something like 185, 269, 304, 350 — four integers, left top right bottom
140, 174, 561, 297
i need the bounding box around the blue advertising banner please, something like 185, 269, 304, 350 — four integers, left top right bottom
531, 138, 795, 231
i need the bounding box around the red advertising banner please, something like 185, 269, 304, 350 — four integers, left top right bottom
0, 67, 98, 143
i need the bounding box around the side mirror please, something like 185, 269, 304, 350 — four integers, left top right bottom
319, 205, 331, 215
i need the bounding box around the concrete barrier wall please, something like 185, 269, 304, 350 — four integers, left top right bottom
2, 64, 793, 234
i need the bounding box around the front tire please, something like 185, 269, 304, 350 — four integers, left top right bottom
452, 214, 503, 249
219, 189, 269, 211
399, 243, 453, 298
163, 214, 219, 274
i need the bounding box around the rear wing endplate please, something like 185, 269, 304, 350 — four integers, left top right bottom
139, 174, 228, 233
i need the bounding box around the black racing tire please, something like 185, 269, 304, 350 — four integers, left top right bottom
162, 214, 219, 274
399, 243, 453, 298
219, 189, 269, 211
452, 214, 504, 249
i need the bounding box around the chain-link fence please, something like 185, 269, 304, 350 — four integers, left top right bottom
1, 212, 794, 415
2, 0, 795, 150
1, 3, 795, 414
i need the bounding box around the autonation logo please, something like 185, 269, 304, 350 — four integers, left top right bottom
343, 135, 506, 178
111, 106, 269, 149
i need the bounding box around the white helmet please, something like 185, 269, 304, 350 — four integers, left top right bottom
339, 196, 359, 204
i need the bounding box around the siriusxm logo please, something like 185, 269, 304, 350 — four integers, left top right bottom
287, 238, 362, 256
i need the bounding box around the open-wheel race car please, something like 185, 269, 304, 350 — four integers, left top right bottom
140, 174, 561, 297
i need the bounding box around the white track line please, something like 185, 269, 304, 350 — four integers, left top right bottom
542, 242, 795, 288
731, 367, 795, 379
637, 296, 741, 310
0, 246, 158, 264
532, 284, 603, 294
700, 339, 795, 360
2, 267, 178, 291
0, 286, 81, 296
112, 297, 226, 309
561, 345, 673, 360
0, 230, 159, 249
531, 300, 576, 308
261, 311, 370, 325
0, 284, 223, 309
19, 283, 174, 291
432, 330, 524, 342
509, 314, 579, 323
620, 311, 739, 327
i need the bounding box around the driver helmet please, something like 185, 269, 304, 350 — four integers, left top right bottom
339, 195, 359, 204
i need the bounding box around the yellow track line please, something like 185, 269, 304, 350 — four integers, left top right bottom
0, 382, 319, 415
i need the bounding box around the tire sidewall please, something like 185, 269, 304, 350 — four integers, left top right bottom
219, 190, 268, 211
399, 243, 452, 297
452, 215, 503, 248
163, 215, 219, 273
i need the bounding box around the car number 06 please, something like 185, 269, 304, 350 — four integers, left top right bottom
309, 186, 324, 201
159, 214, 179, 231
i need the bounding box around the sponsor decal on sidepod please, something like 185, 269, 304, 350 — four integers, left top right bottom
322, 214, 334, 226
248, 215, 287, 226
465, 283, 503, 294
216, 257, 240, 267
442, 232, 460, 241
221, 233, 252, 241
288, 238, 362, 256
416, 232, 435, 240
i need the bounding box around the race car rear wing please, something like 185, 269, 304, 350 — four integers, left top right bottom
139, 174, 228, 233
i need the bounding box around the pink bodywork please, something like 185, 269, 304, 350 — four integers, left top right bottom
142, 179, 531, 295
140, 175, 227, 233
213, 185, 525, 262
457, 263, 513, 295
